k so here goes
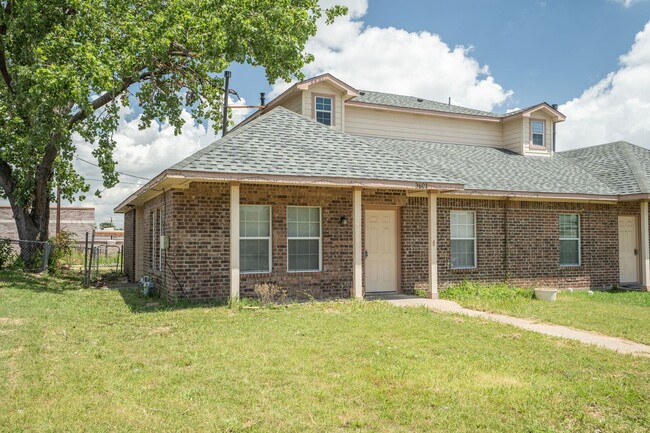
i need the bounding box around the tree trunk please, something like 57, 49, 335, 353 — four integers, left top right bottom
10, 200, 49, 265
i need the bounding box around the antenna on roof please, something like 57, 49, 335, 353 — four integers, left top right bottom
448, 97, 451, 106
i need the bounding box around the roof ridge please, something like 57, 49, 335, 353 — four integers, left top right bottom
354, 89, 500, 117
621, 142, 650, 193
172, 106, 291, 170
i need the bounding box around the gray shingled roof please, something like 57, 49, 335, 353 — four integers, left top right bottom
366, 137, 619, 195
169, 107, 648, 197
560, 141, 650, 195
172, 107, 456, 185
352, 90, 504, 118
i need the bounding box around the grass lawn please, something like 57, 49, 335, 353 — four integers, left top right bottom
1, 272, 649, 432
441, 282, 650, 345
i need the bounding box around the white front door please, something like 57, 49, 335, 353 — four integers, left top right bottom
365, 209, 398, 293
619, 215, 639, 283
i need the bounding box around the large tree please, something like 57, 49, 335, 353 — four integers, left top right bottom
0, 0, 345, 252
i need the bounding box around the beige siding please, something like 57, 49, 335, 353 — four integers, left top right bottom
283, 94, 302, 115
301, 82, 344, 131
345, 106, 503, 147
523, 111, 554, 157
502, 118, 523, 154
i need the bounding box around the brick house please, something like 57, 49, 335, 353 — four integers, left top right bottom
116, 73, 650, 302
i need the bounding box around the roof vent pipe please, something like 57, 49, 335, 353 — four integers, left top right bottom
260, 92, 266, 106
222, 70, 231, 136
551, 103, 558, 153
448, 97, 451, 106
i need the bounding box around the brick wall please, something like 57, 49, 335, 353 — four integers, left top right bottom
136, 181, 643, 302
239, 184, 353, 299
123, 210, 136, 281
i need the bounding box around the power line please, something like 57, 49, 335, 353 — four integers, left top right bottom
74, 156, 151, 180
85, 178, 144, 186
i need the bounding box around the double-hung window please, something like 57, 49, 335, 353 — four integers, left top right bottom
559, 214, 580, 266
314, 96, 333, 126
450, 211, 476, 269
240, 205, 272, 273
287, 206, 321, 272
531, 120, 545, 147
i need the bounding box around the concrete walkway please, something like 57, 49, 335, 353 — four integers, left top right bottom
382, 296, 650, 357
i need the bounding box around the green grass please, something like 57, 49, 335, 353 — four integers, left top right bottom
1, 272, 649, 432
441, 281, 650, 345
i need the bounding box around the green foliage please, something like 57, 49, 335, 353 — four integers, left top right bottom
0, 0, 347, 237
0, 238, 14, 268
48, 230, 76, 271
98, 221, 114, 229
441, 281, 534, 302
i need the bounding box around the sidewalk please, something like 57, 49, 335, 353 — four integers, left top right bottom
384, 297, 650, 357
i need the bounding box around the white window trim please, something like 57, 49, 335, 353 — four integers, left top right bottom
559, 213, 581, 267
313, 95, 334, 127
287, 206, 322, 273
450, 210, 477, 270
240, 205, 272, 274
530, 119, 545, 148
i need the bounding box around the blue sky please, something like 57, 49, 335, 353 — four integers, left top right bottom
64, 0, 650, 225
230, 0, 650, 112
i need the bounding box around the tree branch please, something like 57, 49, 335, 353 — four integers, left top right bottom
0, 1, 13, 93
67, 70, 156, 128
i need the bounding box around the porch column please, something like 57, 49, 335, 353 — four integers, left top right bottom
230, 182, 240, 302
641, 200, 650, 290
428, 191, 438, 299
353, 187, 363, 299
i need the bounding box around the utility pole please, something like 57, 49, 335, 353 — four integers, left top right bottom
222, 70, 231, 136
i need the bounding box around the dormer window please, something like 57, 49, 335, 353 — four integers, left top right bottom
531, 120, 545, 147
314, 96, 333, 126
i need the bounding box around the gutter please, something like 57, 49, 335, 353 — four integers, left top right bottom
114, 170, 465, 213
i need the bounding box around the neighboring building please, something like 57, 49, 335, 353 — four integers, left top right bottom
116, 73, 650, 302
94, 228, 124, 247
0, 206, 95, 243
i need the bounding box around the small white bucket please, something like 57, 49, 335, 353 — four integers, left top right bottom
534, 288, 558, 302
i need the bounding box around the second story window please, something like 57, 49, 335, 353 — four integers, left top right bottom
531, 120, 545, 147
314, 96, 333, 126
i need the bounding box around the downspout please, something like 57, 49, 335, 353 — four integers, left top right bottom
504, 197, 510, 283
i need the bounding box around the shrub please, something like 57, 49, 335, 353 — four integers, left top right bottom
254, 283, 287, 305
0, 238, 14, 269
49, 231, 77, 271
441, 281, 534, 302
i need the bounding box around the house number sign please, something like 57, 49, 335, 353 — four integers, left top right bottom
415, 183, 428, 189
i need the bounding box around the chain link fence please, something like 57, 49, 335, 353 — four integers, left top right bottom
0, 239, 52, 272
0, 231, 123, 282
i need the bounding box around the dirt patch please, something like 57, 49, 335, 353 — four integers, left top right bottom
475, 372, 524, 388
149, 326, 172, 335
0, 318, 26, 326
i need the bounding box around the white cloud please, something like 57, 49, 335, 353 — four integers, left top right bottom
610, 0, 647, 7
270, 0, 512, 111
558, 21, 650, 150
69, 99, 252, 226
